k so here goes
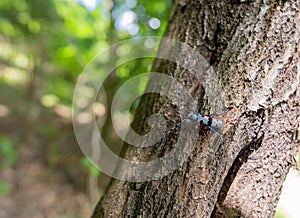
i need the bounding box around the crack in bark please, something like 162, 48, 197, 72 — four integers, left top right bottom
212, 109, 266, 217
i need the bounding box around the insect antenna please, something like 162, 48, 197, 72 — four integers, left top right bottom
153, 114, 191, 148
209, 108, 229, 117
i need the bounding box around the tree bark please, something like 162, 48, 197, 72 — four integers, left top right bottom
92, 0, 300, 217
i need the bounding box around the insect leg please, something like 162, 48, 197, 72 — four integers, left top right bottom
207, 125, 223, 142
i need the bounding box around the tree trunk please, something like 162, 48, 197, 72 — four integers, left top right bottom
92, 0, 300, 217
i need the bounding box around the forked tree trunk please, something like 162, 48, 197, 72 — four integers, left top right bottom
92, 0, 300, 217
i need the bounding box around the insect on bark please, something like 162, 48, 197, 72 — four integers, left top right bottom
153, 80, 228, 149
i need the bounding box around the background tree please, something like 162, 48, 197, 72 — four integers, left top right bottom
92, 0, 300, 217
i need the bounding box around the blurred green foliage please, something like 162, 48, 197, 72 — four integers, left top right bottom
0, 179, 12, 196
274, 209, 287, 218
0, 0, 171, 111
0, 0, 171, 197
0, 135, 17, 168
81, 157, 100, 176
0, 134, 16, 196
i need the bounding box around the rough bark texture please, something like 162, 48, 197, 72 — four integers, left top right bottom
92, 0, 299, 217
